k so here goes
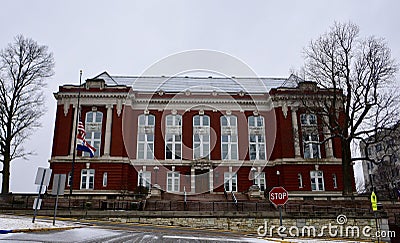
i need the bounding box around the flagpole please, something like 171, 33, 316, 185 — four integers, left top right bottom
68, 70, 82, 212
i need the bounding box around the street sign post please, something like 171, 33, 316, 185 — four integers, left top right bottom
52, 174, 66, 225
371, 191, 380, 242
269, 187, 289, 207
32, 167, 52, 223
269, 186, 289, 233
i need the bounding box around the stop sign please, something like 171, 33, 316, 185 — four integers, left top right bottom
269, 187, 289, 207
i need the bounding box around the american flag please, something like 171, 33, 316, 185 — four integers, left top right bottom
76, 121, 96, 157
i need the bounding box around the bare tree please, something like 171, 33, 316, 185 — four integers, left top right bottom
303, 22, 399, 195
362, 123, 400, 199
373, 160, 400, 200
0, 35, 54, 194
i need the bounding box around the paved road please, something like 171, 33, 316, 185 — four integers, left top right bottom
0, 221, 269, 243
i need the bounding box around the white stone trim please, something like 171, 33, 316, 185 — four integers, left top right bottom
291, 106, 301, 158
104, 104, 113, 156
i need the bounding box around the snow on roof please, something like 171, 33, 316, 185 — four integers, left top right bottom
92, 72, 296, 93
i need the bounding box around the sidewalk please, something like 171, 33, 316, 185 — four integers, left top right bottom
0, 214, 76, 234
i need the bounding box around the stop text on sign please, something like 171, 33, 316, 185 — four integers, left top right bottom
269, 187, 289, 207
270, 192, 287, 200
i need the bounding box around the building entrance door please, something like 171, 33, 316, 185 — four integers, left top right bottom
195, 169, 210, 193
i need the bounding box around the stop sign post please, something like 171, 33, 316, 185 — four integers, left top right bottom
269, 187, 288, 230
269, 187, 289, 207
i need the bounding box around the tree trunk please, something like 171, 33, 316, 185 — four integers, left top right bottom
341, 139, 353, 196
1, 156, 10, 194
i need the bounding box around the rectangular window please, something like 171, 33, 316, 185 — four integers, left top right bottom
254, 172, 266, 191
84, 111, 103, 157
137, 114, 155, 160
303, 133, 320, 159
221, 115, 238, 160
137, 171, 151, 189
310, 170, 324, 191
193, 115, 210, 159
248, 116, 266, 160
165, 115, 182, 160
224, 172, 237, 192
80, 169, 95, 190
167, 172, 180, 192
103, 172, 108, 187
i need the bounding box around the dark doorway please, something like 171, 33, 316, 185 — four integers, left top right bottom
195, 169, 210, 193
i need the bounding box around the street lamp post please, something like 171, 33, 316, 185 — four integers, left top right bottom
251, 167, 257, 185
139, 169, 143, 195
276, 170, 283, 231
153, 166, 159, 186
369, 169, 374, 192
276, 170, 281, 186
369, 168, 380, 243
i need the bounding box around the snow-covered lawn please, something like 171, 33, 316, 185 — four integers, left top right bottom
0, 214, 72, 231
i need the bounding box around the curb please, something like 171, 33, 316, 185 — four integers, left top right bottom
0, 226, 79, 234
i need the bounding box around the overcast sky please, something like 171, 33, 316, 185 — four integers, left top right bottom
1, 1, 399, 192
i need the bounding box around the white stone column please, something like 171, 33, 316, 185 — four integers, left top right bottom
69, 105, 78, 156
323, 116, 334, 158
104, 104, 113, 156
191, 167, 195, 193
209, 167, 214, 193
291, 107, 301, 158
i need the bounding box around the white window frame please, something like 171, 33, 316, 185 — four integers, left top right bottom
248, 116, 266, 160
298, 173, 303, 188
137, 114, 155, 160
303, 133, 321, 159
167, 172, 180, 192
221, 115, 238, 160
310, 170, 325, 191
138, 171, 151, 189
102, 172, 108, 187
84, 111, 103, 157
254, 172, 266, 191
165, 115, 182, 160
224, 172, 237, 192
193, 115, 210, 159
80, 169, 95, 190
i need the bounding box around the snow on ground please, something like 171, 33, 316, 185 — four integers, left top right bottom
0, 214, 72, 231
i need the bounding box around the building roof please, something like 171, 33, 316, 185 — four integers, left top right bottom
91, 71, 299, 94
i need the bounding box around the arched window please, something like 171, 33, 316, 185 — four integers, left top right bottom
332, 173, 338, 189
248, 116, 266, 160
102, 172, 108, 187
193, 115, 210, 159
137, 114, 155, 160
221, 115, 238, 160
84, 111, 103, 157
298, 173, 303, 188
165, 115, 182, 160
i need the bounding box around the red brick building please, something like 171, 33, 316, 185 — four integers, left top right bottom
49, 72, 350, 198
